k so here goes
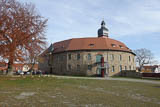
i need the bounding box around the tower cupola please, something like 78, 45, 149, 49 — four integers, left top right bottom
98, 20, 109, 37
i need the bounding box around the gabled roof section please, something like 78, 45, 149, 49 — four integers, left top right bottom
53, 39, 71, 53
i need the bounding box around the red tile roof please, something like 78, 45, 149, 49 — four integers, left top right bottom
53, 36, 134, 54
142, 65, 158, 69
0, 63, 38, 71
13, 64, 38, 69
0, 62, 8, 70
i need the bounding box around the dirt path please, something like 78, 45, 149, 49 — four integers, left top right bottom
106, 77, 160, 85
45, 75, 160, 85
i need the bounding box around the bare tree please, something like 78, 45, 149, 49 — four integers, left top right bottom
0, 0, 47, 75
134, 48, 156, 71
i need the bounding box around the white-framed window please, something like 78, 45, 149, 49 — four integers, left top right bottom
111, 54, 114, 60
120, 65, 122, 72
68, 64, 71, 70
125, 66, 127, 70
119, 55, 122, 61
129, 56, 131, 62
129, 66, 131, 70
60, 55, 63, 60
68, 54, 71, 60
77, 53, 80, 60
88, 65, 92, 70
57, 56, 59, 62
112, 66, 115, 72
88, 53, 91, 60
77, 64, 80, 71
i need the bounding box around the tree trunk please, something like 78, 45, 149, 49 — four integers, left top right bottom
28, 63, 35, 76
7, 61, 14, 76
139, 65, 143, 72
7, 52, 14, 76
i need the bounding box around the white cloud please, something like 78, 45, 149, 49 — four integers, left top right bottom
18, 0, 160, 39
17, 0, 160, 63
108, 0, 160, 37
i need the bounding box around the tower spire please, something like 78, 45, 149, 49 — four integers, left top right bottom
101, 20, 105, 27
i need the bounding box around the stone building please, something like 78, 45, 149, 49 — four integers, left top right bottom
40, 21, 136, 76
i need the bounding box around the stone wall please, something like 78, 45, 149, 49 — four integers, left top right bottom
38, 55, 50, 73
51, 50, 136, 76
51, 52, 68, 75
120, 70, 142, 78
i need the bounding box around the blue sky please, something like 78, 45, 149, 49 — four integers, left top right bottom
20, 0, 160, 63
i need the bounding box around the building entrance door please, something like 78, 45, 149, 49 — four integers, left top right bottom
96, 54, 103, 76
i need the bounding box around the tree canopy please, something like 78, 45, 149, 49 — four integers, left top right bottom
0, 0, 47, 74
134, 48, 157, 71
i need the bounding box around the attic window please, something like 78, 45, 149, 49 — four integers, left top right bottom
119, 45, 123, 48
111, 44, 116, 47
89, 44, 94, 47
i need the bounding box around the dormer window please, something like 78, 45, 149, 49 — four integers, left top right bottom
119, 45, 123, 48
111, 44, 116, 47
89, 44, 94, 47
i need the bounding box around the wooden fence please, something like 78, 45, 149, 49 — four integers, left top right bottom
142, 73, 160, 78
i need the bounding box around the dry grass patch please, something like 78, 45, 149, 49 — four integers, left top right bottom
0, 76, 160, 107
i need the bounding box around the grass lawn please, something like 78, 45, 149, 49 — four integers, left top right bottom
0, 76, 160, 107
